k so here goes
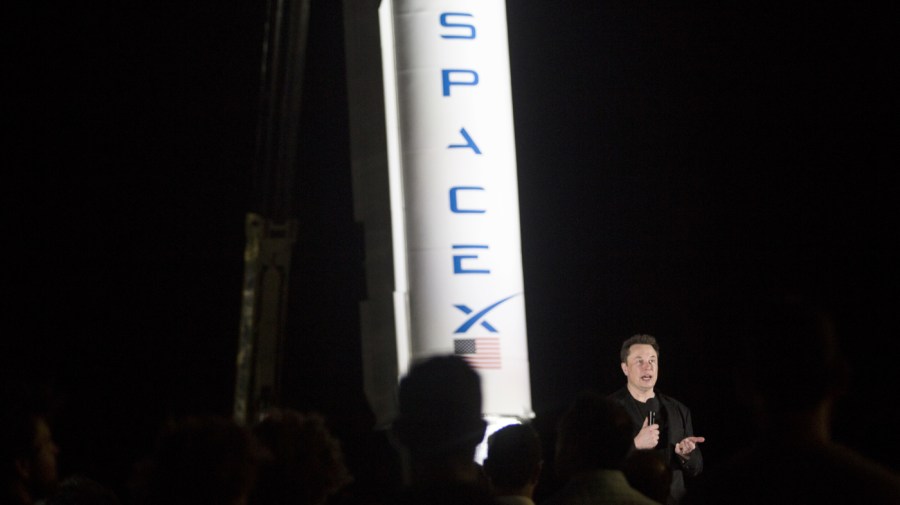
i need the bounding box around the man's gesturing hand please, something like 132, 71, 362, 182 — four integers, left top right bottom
675, 436, 705, 459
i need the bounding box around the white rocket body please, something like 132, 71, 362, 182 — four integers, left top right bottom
379, 0, 532, 426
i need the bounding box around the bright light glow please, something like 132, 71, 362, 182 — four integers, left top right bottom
474, 415, 525, 465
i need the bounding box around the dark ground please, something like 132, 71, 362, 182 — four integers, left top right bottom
8, 0, 898, 500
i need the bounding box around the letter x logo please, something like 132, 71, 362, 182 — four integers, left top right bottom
453, 294, 518, 334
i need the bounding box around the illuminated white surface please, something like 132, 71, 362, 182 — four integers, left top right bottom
474, 415, 528, 465
379, 0, 412, 378
381, 0, 532, 418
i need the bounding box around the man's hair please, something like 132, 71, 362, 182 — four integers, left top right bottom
620, 334, 660, 363
483, 423, 542, 490
146, 415, 260, 505
252, 409, 351, 505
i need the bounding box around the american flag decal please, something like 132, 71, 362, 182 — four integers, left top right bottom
454, 338, 501, 369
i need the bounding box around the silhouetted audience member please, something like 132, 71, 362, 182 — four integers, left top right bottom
391, 355, 494, 504
483, 423, 542, 505
320, 395, 403, 505
623, 450, 672, 505
46, 475, 120, 505
1, 385, 60, 505
545, 391, 659, 505
250, 408, 352, 505
140, 415, 259, 505
529, 406, 567, 503
686, 297, 900, 504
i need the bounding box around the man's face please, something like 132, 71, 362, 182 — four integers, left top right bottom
621, 344, 658, 393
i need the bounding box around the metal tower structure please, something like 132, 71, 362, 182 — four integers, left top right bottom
233, 0, 311, 426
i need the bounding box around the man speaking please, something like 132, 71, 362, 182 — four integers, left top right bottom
610, 334, 704, 504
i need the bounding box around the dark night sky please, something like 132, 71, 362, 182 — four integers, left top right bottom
9, 0, 899, 497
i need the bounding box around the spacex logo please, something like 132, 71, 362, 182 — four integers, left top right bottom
453, 294, 518, 334
453, 294, 518, 370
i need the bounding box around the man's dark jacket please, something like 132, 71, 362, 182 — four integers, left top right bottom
610, 387, 702, 504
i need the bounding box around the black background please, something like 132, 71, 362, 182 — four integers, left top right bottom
9, 0, 898, 499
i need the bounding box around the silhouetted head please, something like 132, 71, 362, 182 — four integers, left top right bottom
554, 391, 632, 479
483, 423, 542, 493
146, 415, 259, 505
623, 449, 672, 504
251, 408, 351, 505
393, 355, 486, 461
737, 297, 848, 414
